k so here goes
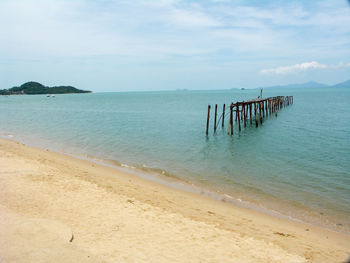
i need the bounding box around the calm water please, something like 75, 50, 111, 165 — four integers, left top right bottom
1, 88, 349, 233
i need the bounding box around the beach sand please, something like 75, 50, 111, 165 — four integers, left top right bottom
0, 138, 349, 262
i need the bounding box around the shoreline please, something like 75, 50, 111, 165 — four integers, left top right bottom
1, 138, 350, 262
2, 133, 349, 235
90, 155, 350, 235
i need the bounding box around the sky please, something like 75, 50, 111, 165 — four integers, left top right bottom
1, 0, 350, 91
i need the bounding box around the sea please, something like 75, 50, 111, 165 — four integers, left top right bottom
1, 87, 349, 234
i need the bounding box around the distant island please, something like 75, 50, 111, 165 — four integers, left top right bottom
232, 80, 350, 90
257, 80, 350, 90
0, 81, 91, 95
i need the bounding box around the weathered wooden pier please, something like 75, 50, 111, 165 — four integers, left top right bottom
206, 95, 293, 135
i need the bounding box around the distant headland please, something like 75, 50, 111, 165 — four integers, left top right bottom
0, 81, 91, 95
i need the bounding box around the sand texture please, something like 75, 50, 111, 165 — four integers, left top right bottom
0, 138, 349, 262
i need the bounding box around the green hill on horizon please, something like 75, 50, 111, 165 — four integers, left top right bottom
0, 81, 91, 95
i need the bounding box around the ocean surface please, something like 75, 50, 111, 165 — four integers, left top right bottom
1, 88, 349, 233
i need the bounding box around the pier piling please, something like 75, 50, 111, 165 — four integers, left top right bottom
243, 103, 247, 127
254, 103, 258, 127
230, 104, 233, 135
222, 104, 225, 127
259, 102, 263, 124
206, 105, 211, 135
214, 104, 218, 133
236, 104, 241, 131
249, 104, 252, 125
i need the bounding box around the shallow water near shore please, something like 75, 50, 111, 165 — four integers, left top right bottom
1, 87, 349, 233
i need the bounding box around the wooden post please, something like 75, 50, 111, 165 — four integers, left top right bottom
246, 103, 248, 118
275, 98, 277, 110
222, 104, 225, 127
206, 105, 210, 135
259, 102, 263, 124
236, 104, 241, 131
254, 103, 258, 127
271, 100, 273, 113
275, 98, 277, 111
243, 103, 246, 127
262, 101, 265, 118
230, 104, 233, 135
270, 99, 273, 114
214, 104, 217, 133
265, 100, 268, 116
249, 103, 252, 125
235, 105, 238, 122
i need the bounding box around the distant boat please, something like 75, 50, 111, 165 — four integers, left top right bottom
241, 88, 245, 90
46, 94, 50, 97
51, 94, 55, 98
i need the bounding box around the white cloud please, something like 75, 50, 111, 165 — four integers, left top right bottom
260, 61, 350, 75
330, 62, 350, 69
260, 61, 327, 75
166, 8, 221, 27
0, 0, 349, 66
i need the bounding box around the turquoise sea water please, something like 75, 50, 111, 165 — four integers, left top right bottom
1, 88, 349, 233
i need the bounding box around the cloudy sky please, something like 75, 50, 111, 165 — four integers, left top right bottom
1, 0, 350, 91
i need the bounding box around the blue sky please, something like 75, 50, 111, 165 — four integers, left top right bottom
1, 0, 350, 91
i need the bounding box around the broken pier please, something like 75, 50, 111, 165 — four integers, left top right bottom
206, 95, 293, 135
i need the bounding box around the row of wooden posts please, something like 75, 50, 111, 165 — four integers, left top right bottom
206, 96, 293, 135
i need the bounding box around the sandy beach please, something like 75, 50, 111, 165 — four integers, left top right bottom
0, 138, 349, 262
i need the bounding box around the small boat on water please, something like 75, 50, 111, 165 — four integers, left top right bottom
46, 94, 55, 97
